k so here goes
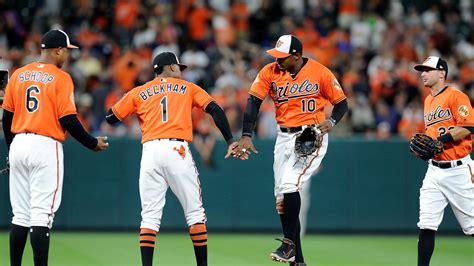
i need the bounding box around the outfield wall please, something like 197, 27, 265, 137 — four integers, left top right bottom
0, 137, 468, 233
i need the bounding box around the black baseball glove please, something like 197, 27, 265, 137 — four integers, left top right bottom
409, 133, 444, 161
294, 126, 323, 156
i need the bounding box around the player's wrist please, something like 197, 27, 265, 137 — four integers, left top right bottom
328, 117, 336, 127
437, 132, 453, 143
242, 132, 252, 138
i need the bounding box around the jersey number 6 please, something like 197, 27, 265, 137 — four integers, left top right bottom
26, 85, 40, 113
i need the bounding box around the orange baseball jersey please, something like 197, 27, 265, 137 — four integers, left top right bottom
111, 77, 214, 143
2, 62, 77, 142
249, 58, 346, 127
424, 86, 474, 160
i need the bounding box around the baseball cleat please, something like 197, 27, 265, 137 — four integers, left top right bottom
270, 238, 295, 263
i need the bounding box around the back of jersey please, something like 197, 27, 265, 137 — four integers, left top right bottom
111, 77, 213, 143
2, 62, 77, 142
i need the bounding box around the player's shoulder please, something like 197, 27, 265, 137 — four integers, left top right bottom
260, 62, 280, 75
445, 85, 467, 97
304, 58, 333, 75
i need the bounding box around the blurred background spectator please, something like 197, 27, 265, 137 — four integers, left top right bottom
0, 0, 473, 148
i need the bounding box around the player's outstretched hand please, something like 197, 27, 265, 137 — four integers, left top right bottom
317, 119, 333, 134
94, 136, 109, 152
233, 136, 258, 160
225, 141, 239, 159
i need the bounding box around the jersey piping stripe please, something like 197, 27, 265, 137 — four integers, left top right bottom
48, 142, 60, 227
468, 164, 474, 184
296, 146, 320, 189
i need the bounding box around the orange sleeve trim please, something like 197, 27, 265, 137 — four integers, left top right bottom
58, 111, 78, 119
1, 105, 13, 112
249, 91, 265, 100
332, 96, 347, 105
201, 98, 214, 110
111, 106, 124, 121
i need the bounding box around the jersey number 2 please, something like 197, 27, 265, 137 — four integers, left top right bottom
160, 96, 168, 122
26, 85, 40, 112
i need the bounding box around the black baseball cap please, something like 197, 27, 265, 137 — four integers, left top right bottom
266, 35, 303, 58
414, 56, 448, 77
41, 29, 78, 49
152, 52, 187, 72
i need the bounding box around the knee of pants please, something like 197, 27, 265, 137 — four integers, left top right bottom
185, 207, 206, 227
141, 220, 160, 232
12, 215, 30, 228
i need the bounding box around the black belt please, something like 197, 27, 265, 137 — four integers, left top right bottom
158, 138, 185, 142
431, 160, 462, 169
280, 125, 316, 133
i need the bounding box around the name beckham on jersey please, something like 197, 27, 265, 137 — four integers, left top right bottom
139, 82, 187, 101
425, 105, 452, 126
271, 79, 320, 103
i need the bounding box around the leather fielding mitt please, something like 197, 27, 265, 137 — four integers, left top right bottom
409, 133, 444, 161
295, 126, 323, 156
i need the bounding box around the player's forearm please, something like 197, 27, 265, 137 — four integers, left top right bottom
205, 101, 234, 144
329, 99, 348, 125
59, 114, 98, 150
2, 109, 14, 150
450, 127, 472, 141
242, 95, 262, 137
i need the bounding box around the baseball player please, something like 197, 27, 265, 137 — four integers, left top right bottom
234, 35, 348, 265
105, 52, 238, 266
412, 56, 473, 266
2, 29, 109, 266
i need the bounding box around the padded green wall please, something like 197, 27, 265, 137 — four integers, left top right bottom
0, 138, 469, 233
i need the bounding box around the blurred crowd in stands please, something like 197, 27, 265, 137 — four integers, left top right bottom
0, 0, 473, 151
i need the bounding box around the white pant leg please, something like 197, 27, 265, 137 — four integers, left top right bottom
418, 166, 449, 231
441, 159, 474, 235
10, 134, 63, 229
279, 133, 328, 195
140, 142, 168, 232
273, 130, 293, 202
162, 141, 206, 226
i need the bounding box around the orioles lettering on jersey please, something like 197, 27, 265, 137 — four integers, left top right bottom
139, 80, 188, 101
271, 79, 320, 104
424, 105, 452, 126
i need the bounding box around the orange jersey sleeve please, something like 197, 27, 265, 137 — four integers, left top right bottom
111, 77, 214, 143
2, 63, 77, 142
249, 58, 346, 127
424, 86, 473, 160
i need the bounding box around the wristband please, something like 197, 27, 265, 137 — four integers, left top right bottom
328, 117, 336, 127
437, 133, 454, 143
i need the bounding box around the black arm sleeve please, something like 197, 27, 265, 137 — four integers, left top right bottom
242, 95, 263, 137
463, 126, 474, 134
105, 108, 120, 124
330, 99, 348, 124
205, 101, 234, 144
59, 114, 98, 150
2, 110, 14, 151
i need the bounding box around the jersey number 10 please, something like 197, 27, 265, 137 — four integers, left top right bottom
301, 99, 316, 113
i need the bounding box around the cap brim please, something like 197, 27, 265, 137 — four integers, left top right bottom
414, 64, 437, 71
66, 44, 79, 49
266, 48, 291, 58
178, 64, 187, 71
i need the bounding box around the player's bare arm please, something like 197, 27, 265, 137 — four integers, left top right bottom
445, 126, 473, 141
318, 99, 348, 134
234, 95, 262, 159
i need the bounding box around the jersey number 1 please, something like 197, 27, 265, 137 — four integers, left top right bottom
160, 96, 168, 122
26, 85, 40, 112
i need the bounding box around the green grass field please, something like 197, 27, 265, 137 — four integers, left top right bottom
0, 232, 472, 265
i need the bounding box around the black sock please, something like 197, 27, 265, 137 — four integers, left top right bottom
279, 214, 286, 236
193, 245, 207, 266
189, 223, 208, 266
140, 228, 156, 266
294, 220, 304, 263
30, 226, 50, 266
283, 192, 301, 242
418, 229, 436, 266
10, 224, 29, 266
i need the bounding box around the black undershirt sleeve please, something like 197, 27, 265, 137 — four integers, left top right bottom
105, 108, 120, 125
205, 101, 234, 144
330, 99, 348, 124
242, 95, 263, 137
59, 114, 97, 150
2, 109, 14, 151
